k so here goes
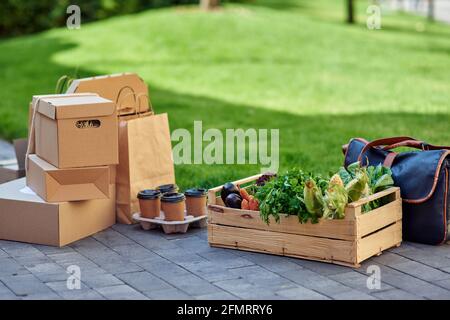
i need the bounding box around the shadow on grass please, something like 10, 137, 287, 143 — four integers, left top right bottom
0, 35, 449, 188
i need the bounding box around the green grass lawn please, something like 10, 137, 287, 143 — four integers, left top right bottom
0, 0, 449, 189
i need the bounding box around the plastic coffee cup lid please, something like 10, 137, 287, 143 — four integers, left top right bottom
157, 184, 178, 194
161, 192, 185, 203
137, 189, 161, 200
184, 188, 207, 197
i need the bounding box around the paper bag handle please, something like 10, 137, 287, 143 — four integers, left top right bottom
116, 86, 152, 116
136, 93, 153, 115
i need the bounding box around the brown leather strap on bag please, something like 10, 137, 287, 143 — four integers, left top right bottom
383, 140, 450, 151
357, 136, 450, 168
357, 136, 415, 164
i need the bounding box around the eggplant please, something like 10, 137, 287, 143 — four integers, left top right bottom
221, 182, 240, 203
225, 193, 242, 209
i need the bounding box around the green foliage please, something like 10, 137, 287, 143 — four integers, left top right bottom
339, 162, 395, 212
0, 0, 449, 189
255, 169, 328, 224
55, 75, 74, 94
0, 0, 200, 37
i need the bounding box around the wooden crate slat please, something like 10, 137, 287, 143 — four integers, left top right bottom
357, 221, 402, 262
209, 208, 356, 240
356, 198, 402, 238
347, 187, 400, 208
209, 224, 356, 264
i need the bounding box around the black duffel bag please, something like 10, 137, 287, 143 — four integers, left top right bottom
343, 137, 450, 245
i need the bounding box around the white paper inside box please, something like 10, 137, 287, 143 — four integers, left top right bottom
0, 178, 115, 247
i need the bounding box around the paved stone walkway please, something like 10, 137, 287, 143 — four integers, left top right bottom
1, 139, 450, 300
1, 224, 450, 300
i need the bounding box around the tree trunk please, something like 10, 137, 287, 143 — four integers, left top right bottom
347, 0, 355, 24
428, 0, 434, 21
200, 0, 220, 10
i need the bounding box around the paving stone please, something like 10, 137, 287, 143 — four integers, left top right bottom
172, 236, 219, 254
165, 274, 223, 296
46, 280, 89, 292
199, 251, 255, 269
70, 241, 143, 274
276, 286, 330, 300
153, 247, 209, 265
213, 278, 280, 300
116, 271, 173, 293
293, 259, 351, 276
33, 244, 74, 256
2, 244, 44, 258
195, 291, 239, 300
389, 261, 450, 281
112, 225, 179, 250
371, 289, 423, 300
48, 252, 101, 270
111, 243, 162, 262
58, 290, 105, 300
371, 265, 450, 299
227, 265, 296, 291
330, 271, 393, 294
93, 229, 136, 247
139, 260, 192, 278
0, 257, 30, 276
196, 231, 208, 241
14, 254, 52, 267
21, 292, 63, 300
25, 262, 69, 283
46, 281, 104, 300
0, 281, 17, 299
0, 249, 8, 258
160, 228, 204, 240
281, 268, 353, 298
95, 285, 149, 300
371, 252, 412, 266
332, 289, 378, 300
95, 257, 143, 275
179, 260, 241, 282
395, 249, 450, 269
71, 238, 123, 261
79, 273, 124, 289
25, 262, 66, 275
431, 278, 450, 291
387, 242, 419, 254
236, 252, 301, 273
0, 274, 55, 297
145, 288, 193, 300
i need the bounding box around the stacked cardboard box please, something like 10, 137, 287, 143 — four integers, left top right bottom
0, 93, 118, 246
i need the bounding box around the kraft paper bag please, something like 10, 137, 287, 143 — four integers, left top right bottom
116, 112, 175, 224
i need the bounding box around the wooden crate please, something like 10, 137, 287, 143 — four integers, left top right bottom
207, 174, 402, 268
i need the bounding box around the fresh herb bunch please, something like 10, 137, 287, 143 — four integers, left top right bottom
255, 169, 328, 224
